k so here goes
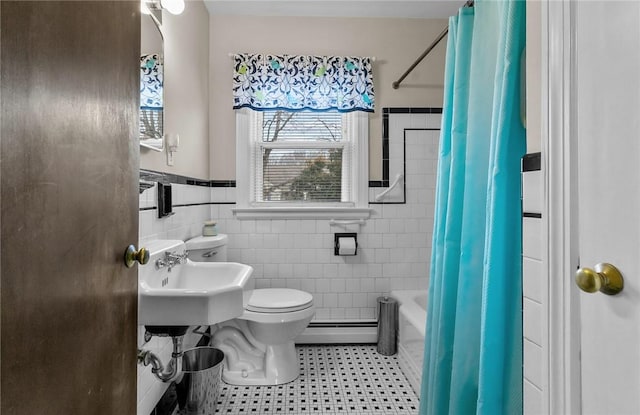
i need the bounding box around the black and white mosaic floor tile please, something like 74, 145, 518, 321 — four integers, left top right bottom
214, 345, 419, 415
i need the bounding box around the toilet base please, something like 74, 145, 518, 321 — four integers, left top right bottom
222, 342, 299, 386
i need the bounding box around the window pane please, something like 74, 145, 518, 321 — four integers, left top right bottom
261, 148, 343, 202
140, 108, 163, 140
261, 110, 342, 143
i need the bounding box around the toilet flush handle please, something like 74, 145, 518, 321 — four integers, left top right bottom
202, 249, 218, 258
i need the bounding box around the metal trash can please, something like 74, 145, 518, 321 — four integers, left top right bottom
177, 347, 224, 415
377, 296, 398, 356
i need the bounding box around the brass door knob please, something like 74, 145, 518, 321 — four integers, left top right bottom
124, 245, 149, 268
575, 263, 624, 295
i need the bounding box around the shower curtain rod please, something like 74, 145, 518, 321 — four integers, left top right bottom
392, 0, 474, 89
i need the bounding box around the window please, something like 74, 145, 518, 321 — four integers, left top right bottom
257, 110, 347, 203
235, 109, 370, 219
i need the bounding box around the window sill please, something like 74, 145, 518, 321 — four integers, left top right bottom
232, 206, 373, 220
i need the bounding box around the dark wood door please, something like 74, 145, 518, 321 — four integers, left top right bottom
0, 2, 139, 413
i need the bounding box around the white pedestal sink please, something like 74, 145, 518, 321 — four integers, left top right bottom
138, 239, 253, 326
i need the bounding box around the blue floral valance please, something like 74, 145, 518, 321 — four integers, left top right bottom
140, 53, 163, 110
232, 53, 374, 113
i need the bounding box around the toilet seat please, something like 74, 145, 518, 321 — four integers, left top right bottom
245, 288, 313, 313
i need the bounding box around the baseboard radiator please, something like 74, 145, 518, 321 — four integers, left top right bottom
296, 320, 378, 344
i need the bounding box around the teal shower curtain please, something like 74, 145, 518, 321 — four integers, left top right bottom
420, 1, 525, 414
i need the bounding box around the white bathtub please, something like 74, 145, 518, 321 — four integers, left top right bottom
391, 290, 427, 395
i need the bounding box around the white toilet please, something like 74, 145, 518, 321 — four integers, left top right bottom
185, 234, 315, 386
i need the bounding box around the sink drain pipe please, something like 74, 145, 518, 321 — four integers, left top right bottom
138, 336, 184, 382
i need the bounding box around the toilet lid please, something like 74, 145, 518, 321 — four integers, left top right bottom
245, 288, 313, 313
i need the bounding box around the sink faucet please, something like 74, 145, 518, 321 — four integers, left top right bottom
156, 251, 188, 271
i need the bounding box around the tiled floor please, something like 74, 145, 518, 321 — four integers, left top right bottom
214, 344, 419, 414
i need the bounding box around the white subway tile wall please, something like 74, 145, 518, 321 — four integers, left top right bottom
523, 338, 543, 387
521, 165, 545, 415
524, 378, 544, 415
139, 183, 214, 247
522, 170, 542, 214
216, 113, 439, 322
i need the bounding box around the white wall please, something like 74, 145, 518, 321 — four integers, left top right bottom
526, 1, 541, 154
209, 15, 448, 181
141, 13, 162, 54
522, 168, 544, 414
140, 0, 210, 179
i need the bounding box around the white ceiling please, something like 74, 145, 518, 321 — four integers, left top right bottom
203, 0, 463, 19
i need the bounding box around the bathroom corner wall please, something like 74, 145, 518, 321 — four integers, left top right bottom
523, 2, 545, 413
521, 153, 545, 414
137, 2, 211, 411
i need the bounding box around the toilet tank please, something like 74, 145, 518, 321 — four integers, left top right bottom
184, 234, 228, 262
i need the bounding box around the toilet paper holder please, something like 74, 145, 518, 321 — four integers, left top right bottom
334, 233, 358, 256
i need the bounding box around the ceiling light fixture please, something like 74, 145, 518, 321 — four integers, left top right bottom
141, 0, 185, 16
160, 0, 185, 15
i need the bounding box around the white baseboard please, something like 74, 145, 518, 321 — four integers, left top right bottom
296, 324, 377, 344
